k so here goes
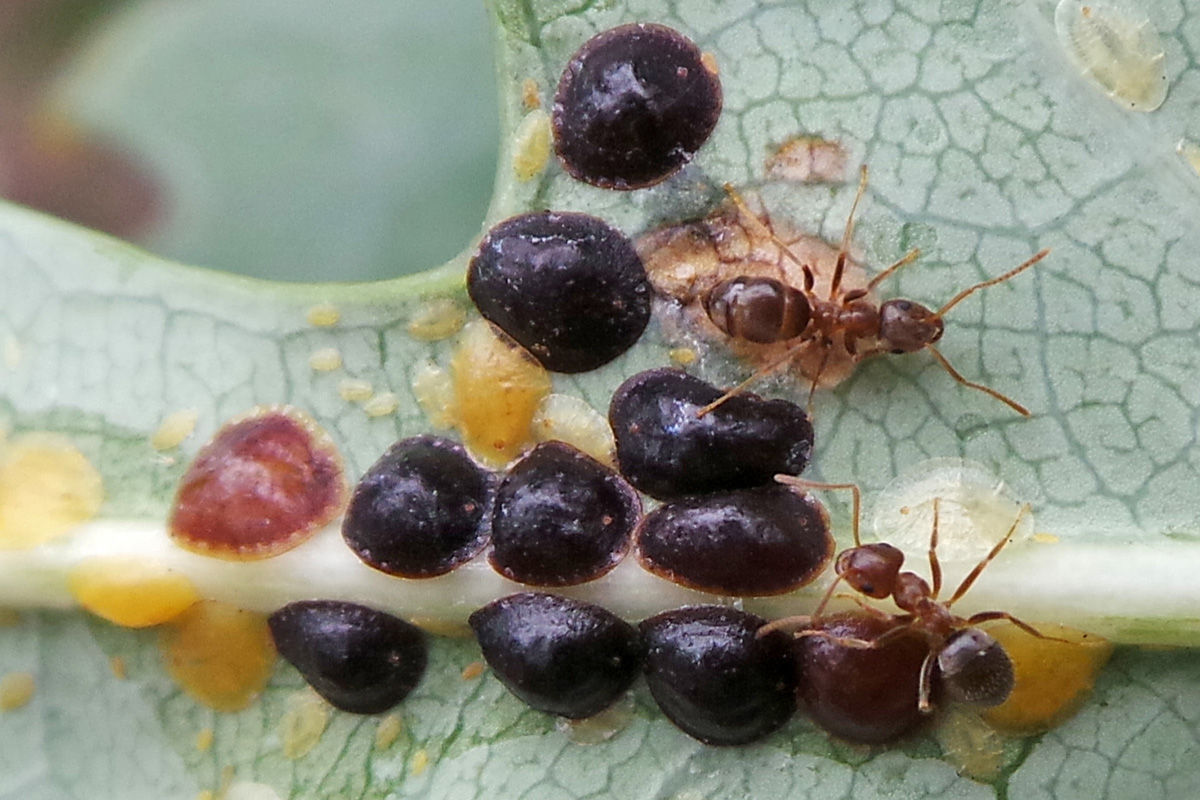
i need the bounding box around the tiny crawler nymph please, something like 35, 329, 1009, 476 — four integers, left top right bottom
766, 484, 1055, 714
701, 166, 1049, 416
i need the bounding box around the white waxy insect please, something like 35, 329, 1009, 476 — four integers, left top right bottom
1054, 0, 1168, 112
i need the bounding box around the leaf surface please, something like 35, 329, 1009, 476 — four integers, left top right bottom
3, 0, 1200, 798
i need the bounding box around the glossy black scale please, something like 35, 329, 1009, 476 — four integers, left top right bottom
635, 484, 833, 596
553, 23, 722, 190
342, 436, 492, 578
608, 368, 814, 500
489, 442, 641, 586
268, 600, 427, 715
640, 606, 796, 746
468, 593, 643, 719
468, 211, 651, 373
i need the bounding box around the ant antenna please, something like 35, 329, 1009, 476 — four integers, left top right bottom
928, 498, 943, 598
774, 474, 862, 546
864, 248, 922, 292
775, 474, 863, 619
722, 183, 814, 285
829, 165, 870, 299
945, 503, 1030, 608
935, 250, 1050, 319
925, 346, 1031, 417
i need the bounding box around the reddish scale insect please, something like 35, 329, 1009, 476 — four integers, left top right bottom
169, 407, 345, 560
701, 165, 1049, 416
767, 482, 1056, 720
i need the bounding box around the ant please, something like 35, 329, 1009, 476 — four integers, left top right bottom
699, 165, 1049, 417
765, 477, 1060, 714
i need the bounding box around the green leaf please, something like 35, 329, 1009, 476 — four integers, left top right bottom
3, 0, 1200, 798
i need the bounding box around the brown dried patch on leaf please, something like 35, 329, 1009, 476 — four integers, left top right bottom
637, 197, 870, 389
765, 136, 849, 184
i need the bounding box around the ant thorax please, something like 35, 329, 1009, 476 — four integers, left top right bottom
637, 195, 875, 389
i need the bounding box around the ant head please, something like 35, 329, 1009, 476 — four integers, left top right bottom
878, 299, 945, 354
835, 543, 904, 599
937, 628, 1015, 707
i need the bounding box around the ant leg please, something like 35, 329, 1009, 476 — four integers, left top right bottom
774, 474, 862, 547
695, 340, 808, 417
926, 345, 1032, 417
935, 249, 1050, 318
863, 248, 922, 293
841, 593, 895, 621
807, 576, 847, 619
965, 611, 1075, 645
777, 616, 923, 658
723, 182, 812, 277
917, 649, 938, 713
829, 164, 870, 300
945, 503, 1030, 608
928, 498, 943, 599
790, 629, 877, 649
759, 618, 891, 651
806, 337, 834, 414
756, 615, 812, 638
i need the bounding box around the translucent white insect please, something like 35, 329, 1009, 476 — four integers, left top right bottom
1054, 0, 1168, 112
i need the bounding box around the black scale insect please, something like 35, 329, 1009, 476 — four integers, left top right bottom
469, 593, 643, 720
488, 441, 641, 587
269, 600, 427, 715
552, 23, 722, 190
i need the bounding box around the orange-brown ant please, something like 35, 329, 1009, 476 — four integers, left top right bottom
699, 165, 1049, 417
766, 477, 1061, 714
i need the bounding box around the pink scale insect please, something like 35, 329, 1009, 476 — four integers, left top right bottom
698, 165, 1049, 416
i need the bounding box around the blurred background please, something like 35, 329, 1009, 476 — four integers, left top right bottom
0, 0, 498, 282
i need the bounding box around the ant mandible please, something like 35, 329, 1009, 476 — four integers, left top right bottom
700, 165, 1049, 417
766, 477, 1058, 713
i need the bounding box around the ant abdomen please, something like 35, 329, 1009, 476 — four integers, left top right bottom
937, 628, 1015, 707
704, 276, 811, 344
